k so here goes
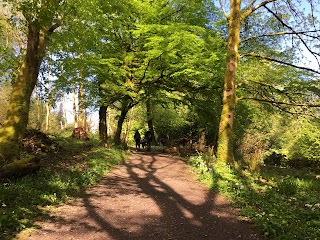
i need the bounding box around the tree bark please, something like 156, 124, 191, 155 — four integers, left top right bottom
146, 98, 155, 144
78, 82, 87, 129
114, 97, 133, 144
61, 92, 67, 129
45, 101, 51, 131
63, 94, 67, 128
0, 24, 50, 164
199, 129, 206, 152
99, 106, 108, 144
217, 0, 241, 164
124, 116, 131, 143
72, 84, 78, 128
36, 89, 42, 130
58, 102, 64, 130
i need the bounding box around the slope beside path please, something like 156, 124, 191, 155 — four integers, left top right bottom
17, 151, 265, 240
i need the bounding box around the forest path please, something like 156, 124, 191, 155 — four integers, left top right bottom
17, 151, 265, 240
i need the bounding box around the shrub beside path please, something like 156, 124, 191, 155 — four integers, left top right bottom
17, 151, 265, 240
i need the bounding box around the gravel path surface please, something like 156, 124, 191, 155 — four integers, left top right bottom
17, 151, 265, 240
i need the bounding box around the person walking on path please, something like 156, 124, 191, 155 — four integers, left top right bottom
17, 152, 265, 240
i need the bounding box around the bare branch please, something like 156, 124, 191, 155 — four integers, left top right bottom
264, 5, 320, 68
241, 30, 320, 43
248, 0, 258, 9
219, 0, 228, 19
273, 104, 317, 118
243, 53, 320, 75
242, 0, 276, 20
239, 97, 320, 107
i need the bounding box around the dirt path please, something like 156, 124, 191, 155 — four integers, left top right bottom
18, 151, 265, 240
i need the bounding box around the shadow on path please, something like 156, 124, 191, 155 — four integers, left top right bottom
22, 152, 264, 240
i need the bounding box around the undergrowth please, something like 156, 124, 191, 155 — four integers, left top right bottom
0, 137, 128, 240
189, 153, 320, 240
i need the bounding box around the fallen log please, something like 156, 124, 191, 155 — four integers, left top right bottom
0, 156, 40, 179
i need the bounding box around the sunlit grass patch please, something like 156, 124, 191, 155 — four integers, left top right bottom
189, 154, 320, 240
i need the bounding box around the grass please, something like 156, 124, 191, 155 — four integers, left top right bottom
189, 154, 320, 240
0, 136, 128, 240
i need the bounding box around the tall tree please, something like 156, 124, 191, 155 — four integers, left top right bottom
0, 0, 61, 164
216, 0, 320, 164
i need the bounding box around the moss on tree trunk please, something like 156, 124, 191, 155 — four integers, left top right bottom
0, 23, 50, 166
217, 0, 241, 164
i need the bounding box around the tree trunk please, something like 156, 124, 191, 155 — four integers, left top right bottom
36, 89, 42, 130
58, 102, 64, 130
72, 84, 78, 128
78, 82, 86, 129
45, 101, 51, 131
114, 97, 132, 144
124, 115, 131, 143
114, 110, 127, 145
0, 24, 50, 164
146, 99, 155, 144
199, 129, 206, 152
62, 93, 67, 128
217, 0, 241, 164
99, 106, 108, 144
107, 109, 112, 138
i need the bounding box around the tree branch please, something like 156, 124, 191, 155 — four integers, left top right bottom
48, 23, 60, 34
239, 96, 320, 107
219, 0, 228, 19
243, 53, 320, 74
241, 30, 320, 43
242, 0, 276, 20
264, 5, 320, 67
273, 104, 317, 118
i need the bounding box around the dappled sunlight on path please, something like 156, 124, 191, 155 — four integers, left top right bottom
18, 152, 264, 240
